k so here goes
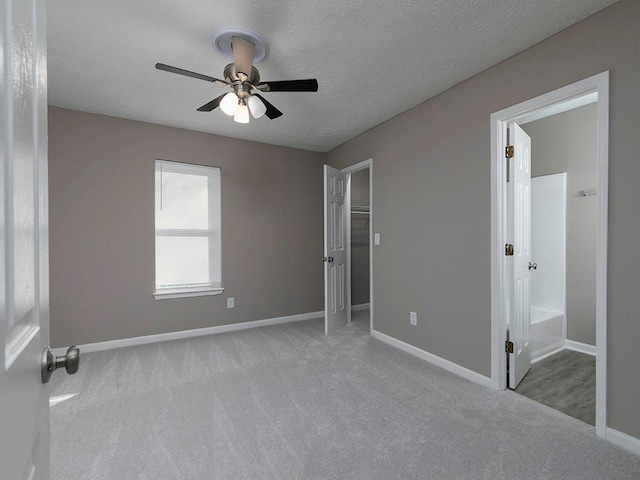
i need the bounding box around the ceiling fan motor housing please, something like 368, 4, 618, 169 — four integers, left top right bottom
224, 63, 260, 98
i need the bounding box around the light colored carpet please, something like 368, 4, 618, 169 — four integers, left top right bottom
50, 310, 640, 479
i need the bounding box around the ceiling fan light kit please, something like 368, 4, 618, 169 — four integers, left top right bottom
220, 92, 239, 116
248, 95, 267, 119
156, 27, 318, 125
234, 98, 250, 124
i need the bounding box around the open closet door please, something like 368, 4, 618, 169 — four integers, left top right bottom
323, 165, 348, 335
508, 122, 532, 389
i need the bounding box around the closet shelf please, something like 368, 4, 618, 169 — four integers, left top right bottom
351, 205, 370, 215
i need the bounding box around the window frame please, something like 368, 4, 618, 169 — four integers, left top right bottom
153, 159, 223, 300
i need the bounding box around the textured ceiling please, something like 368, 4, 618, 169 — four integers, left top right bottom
48, 0, 618, 153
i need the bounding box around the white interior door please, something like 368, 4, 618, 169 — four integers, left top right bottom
0, 1, 51, 478
508, 122, 532, 389
324, 165, 348, 335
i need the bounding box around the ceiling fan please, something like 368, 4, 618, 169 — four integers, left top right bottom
156, 31, 318, 124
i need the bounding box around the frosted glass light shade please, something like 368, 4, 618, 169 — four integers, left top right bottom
234, 100, 250, 124
220, 92, 238, 116
248, 95, 267, 119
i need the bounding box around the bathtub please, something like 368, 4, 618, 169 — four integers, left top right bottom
530, 306, 565, 362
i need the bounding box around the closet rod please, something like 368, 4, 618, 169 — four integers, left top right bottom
579, 189, 597, 197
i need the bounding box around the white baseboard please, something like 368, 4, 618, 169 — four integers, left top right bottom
565, 339, 596, 356
351, 303, 370, 312
371, 329, 493, 389
531, 340, 597, 365
607, 428, 640, 457
52, 310, 324, 356
531, 344, 565, 364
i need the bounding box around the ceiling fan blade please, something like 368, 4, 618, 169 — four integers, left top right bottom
155, 63, 226, 84
197, 94, 227, 112
231, 36, 255, 78
258, 79, 318, 92
254, 94, 283, 119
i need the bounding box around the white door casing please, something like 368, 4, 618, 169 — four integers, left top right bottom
508, 123, 532, 389
0, 0, 50, 478
491, 72, 609, 437
324, 165, 348, 335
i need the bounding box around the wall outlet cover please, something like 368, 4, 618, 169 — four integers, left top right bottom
227, 297, 235, 308
410, 311, 417, 326
374, 233, 381, 245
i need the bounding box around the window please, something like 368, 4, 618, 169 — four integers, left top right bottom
154, 160, 222, 299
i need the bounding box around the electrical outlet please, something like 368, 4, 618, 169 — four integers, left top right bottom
410, 311, 417, 326
227, 297, 234, 309
374, 233, 381, 245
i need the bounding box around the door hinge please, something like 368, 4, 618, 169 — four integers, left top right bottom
505, 145, 514, 158
505, 243, 514, 256
505, 341, 514, 354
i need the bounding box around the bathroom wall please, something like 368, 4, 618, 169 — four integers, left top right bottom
350, 169, 370, 305
522, 103, 597, 346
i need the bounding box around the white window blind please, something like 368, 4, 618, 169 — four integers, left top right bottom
154, 160, 222, 297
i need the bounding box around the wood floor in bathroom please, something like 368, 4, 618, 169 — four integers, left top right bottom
515, 349, 596, 425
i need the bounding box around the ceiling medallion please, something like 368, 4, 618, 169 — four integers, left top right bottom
211, 27, 268, 64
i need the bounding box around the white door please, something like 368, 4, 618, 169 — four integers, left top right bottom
0, 0, 51, 478
508, 123, 532, 389
323, 165, 348, 335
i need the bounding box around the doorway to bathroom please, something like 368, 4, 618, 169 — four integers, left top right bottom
514, 113, 596, 425
490, 73, 609, 436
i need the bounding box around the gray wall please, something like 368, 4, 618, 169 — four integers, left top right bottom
523, 104, 597, 346
326, 0, 640, 439
350, 169, 370, 305
48, 107, 324, 347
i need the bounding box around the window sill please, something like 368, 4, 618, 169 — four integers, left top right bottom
153, 287, 225, 300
